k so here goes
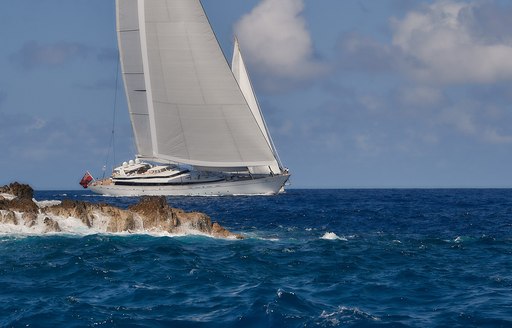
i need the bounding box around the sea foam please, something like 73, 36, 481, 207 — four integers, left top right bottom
320, 232, 347, 241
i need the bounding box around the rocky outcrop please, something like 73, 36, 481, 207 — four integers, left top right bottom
127, 196, 240, 238
0, 182, 242, 239
0, 182, 38, 216
0, 197, 39, 214
44, 200, 98, 228
0, 182, 34, 200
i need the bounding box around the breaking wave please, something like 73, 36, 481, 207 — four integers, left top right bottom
320, 232, 348, 241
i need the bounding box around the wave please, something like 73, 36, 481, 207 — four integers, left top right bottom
0, 208, 240, 240
320, 232, 348, 241
0, 215, 240, 240
319, 306, 380, 325
33, 199, 62, 208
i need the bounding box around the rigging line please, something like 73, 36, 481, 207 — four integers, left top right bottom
112, 51, 120, 168
102, 51, 120, 178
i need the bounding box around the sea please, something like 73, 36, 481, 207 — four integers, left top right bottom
1, 189, 511, 327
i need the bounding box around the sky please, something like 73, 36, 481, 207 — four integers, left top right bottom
1, 0, 512, 189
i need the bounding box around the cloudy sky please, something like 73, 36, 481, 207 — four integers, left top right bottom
1, 0, 512, 189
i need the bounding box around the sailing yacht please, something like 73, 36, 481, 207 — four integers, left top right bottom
86, 0, 290, 196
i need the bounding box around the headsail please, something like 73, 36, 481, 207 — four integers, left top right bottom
116, 0, 277, 169
231, 38, 282, 174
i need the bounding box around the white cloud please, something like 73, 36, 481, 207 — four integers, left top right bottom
391, 0, 512, 84
235, 0, 325, 81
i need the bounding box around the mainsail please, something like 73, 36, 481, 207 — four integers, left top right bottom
116, 0, 277, 169
117, 0, 153, 158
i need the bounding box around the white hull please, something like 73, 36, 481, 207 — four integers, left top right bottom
88, 174, 289, 197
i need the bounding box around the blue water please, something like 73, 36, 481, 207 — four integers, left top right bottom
1, 189, 511, 327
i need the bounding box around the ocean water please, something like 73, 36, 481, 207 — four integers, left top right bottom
1, 189, 511, 327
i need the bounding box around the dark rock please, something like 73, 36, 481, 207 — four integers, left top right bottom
0, 182, 34, 200
0, 198, 38, 214
106, 210, 137, 232
129, 196, 169, 221
43, 217, 61, 232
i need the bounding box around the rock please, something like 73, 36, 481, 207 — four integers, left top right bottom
127, 196, 243, 237
44, 195, 243, 238
0, 182, 242, 238
176, 211, 211, 233
212, 222, 243, 239
43, 217, 61, 233
128, 196, 172, 229
0, 186, 9, 196
0, 182, 34, 200
43, 200, 95, 227
0, 210, 17, 225
128, 196, 181, 232
22, 212, 38, 228
106, 209, 138, 233
0, 198, 39, 214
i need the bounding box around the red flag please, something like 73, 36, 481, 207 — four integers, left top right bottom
79, 171, 94, 189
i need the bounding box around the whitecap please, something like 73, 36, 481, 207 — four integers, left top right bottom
33, 199, 62, 208
321, 232, 348, 241
240, 232, 280, 241
320, 306, 380, 324
454, 236, 472, 243
259, 237, 280, 242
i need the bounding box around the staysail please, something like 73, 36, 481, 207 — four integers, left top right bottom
116, 0, 277, 169
231, 38, 282, 174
